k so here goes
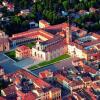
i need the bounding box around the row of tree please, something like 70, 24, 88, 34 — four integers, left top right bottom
0, 0, 100, 35
74, 12, 100, 31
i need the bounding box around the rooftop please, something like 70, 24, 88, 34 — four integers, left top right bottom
2, 85, 16, 96
16, 45, 30, 51
12, 69, 51, 89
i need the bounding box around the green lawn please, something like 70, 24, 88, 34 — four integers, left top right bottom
29, 54, 70, 70
5, 50, 18, 61
25, 42, 36, 49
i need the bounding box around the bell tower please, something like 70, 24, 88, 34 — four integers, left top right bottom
66, 24, 72, 44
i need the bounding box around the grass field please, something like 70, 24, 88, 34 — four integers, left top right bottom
5, 50, 19, 61
29, 54, 70, 70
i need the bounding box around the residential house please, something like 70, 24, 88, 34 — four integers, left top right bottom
89, 7, 96, 13
39, 70, 53, 80
11, 69, 62, 100
82, 77, 92, 88
69, 81, 84, 92
39, 20, 50, 28
0, 96, 5, 100
7, 3, 14, 12
1, 85, 17, 100
55, 74, 72, 89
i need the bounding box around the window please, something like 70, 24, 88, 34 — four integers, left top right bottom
38, 47, 39, 50
41, 54, 42, 58
34, 52, 36, 56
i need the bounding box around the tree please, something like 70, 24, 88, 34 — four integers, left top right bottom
11, 16, 21, 24
19, 0, 27, 9
27, 13, 35, 20
63, 1, 68, 10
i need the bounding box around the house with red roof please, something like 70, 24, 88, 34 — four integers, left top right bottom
1, 85, 17, 99
39, 20, 50, 28
9, 69, 62, 100
82, 77, 92, 88
69, 81, 84, 92
39, 70, 53, 79
92, 83, 100, 91
7, 3, 14, 12
55, 74, 72, 89
89, 7, 97, 13
16, 45, 31, 60
68, 32, 100, 60
0, 96, 5, 100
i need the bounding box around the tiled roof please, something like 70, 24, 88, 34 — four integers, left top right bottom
0, 38, 9, 44
41, 34, 63, 45
0, 97, 5, 100
83, 39, 100, 47
90, 52, 100, 59
83, 64, 97, 74
2, 85, 16, 96
39, 20, 50, 27
85, 89, 97, 100
50, 87, 61, 93
55, 74, 71, 83
96, 44, 100, 49
44, 38, 67, 52
7, 3, 14, 9
45, 23, 68, 30
12, 69, 51, 89
79, 10, 87, 15
23, 92, 37, 100
82, 77, 92, 82
10, 29, 54, 41
92, 33, 100, 39
16, 45, 30, 51
71, 26, 87, 36
69, 81, 83, 87
39, 70, 53, 79
92, 83, 100, 90
73, 92, 83, 100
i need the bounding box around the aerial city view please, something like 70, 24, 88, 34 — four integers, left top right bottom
0, 0, 100, 100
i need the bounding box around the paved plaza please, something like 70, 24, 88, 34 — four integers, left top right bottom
14, 57, 42, 69
0, 53, 21, 73
0, 53, 74, 75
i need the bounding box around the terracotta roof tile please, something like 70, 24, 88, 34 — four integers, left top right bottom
2, 85, 16, 96
16, 45, 30, 51
23, 92, 37, 100
82, 77, 92, 82
0, 97, 5, 100
12, 69, 51, 89
45, 38, 67, 52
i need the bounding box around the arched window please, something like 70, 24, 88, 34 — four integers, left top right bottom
34, 52, 36, 56
41, 54, 42, 58
38, 47, 39, 50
